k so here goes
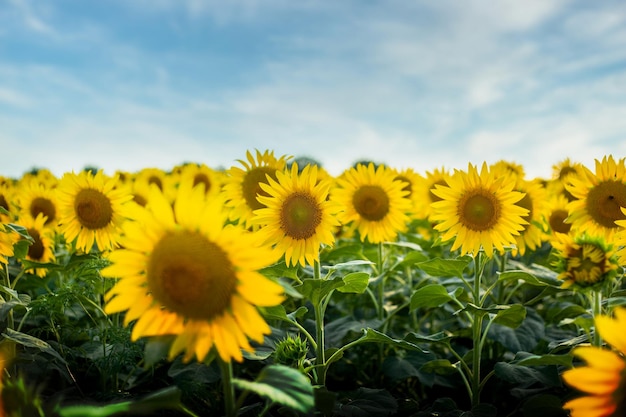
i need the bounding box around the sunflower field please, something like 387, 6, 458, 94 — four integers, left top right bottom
1, 150, 625, 417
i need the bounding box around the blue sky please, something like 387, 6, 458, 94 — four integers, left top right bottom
1, 0, 626, 179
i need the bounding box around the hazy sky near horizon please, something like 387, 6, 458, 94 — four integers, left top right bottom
1, 0, 626, 180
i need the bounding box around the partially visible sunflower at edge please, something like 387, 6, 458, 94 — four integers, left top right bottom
565, 155, 626, 240
562, 307, 626, 417
252, 162, 340, 267
102, 183, 285, 363
56, 170, 134, 253
430, 162, 528, 257
551, 232, 619, 290
222, 149, 291, 229
331, 162, 412, 244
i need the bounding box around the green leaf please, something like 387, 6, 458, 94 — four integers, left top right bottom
512, 352, 573, 367
2, 328, 66, 364
336, 272, 370, 294
416, 256, 472, 278
335, 388, 397, 417
57, 386, 196, 417
329, 259, 375, 271
492, 304, 527, 328
232, 364, 314, 413
298, 278, 346, 305
419, 359, 457, 375
260, 262, 300, 281
494, 362, 562, 388
354, 328, 428, 352
410, 284, 453, 311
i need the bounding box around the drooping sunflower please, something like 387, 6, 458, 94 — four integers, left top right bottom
222, 149, 291, 229
562, 307, 626, 416
102, 184, 284, 363
331, 162, 412, 243
430, 162, 528, 257
565, 155, 626, 240
15, 213, 56, 277
252, 162, 340, 267
551, 233, 619, 290
56, 170, 134, 253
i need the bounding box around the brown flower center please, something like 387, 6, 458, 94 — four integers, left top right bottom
549, 209, 572, 234
30, 197, 56, 225
516, 193, 533, 232
429, 180, 448, 203
193, 173, 211, 192
242, 167, 277, 211
147, 231, 237, 320
458, 189, 501, 231
353, 185, 389, 221
26, 228, 45, 260
586, 180, 626, 229
74, 189, 113, 230
281, 192, 322, 240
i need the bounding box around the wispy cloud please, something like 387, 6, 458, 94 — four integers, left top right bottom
1, 0, 625, 179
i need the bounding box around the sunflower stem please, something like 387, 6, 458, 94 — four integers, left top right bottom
592, 290, 603, 347
471, 251, 485, 407
313, 260, 327, 386
218, 358, 237, 417
377, 242, 385, 322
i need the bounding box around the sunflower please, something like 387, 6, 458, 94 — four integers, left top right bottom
14, 179, 59, 228
430, 162, 528, 257
252, 162, 340, 267
412, 167, 450, 222
0, 224, 15, 265
56, 170, 133, 253
102, 184, 284, 363
551, 233, 619, 290
392, 167, 424, 218
331, 162, 412, 243
222, 149, 291, 229
0, 181, 16, 223
542, 194, 573, 238
562, 307, 626, 417
510, 178, 547, 256
175, 163, 223, 200
15, 213, 56, 277
565, 155, 626, 240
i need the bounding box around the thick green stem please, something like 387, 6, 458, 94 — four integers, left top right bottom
377, 242, 385, 322
219, 358, 236, 417
592, 290, 603, 347
471, 252, 484, 407
313, 260, 327, 386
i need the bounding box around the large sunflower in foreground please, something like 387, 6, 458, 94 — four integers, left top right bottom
562, 307, 626, 416
102, 184, 284, 363
57, 170, 133, 253
252, 162, 340, 267
331, 163, 411, 244
430, 162, 528, 257
551, 233, 619, 290
565, 155, 626, 240
222, 149, 291, 229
